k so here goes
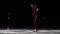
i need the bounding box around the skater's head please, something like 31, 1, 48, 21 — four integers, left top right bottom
31, 3, 37, 8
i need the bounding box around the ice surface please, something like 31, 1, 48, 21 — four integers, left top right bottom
0, 29, 60, 34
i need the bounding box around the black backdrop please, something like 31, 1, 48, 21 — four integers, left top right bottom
0, 0, 60, 29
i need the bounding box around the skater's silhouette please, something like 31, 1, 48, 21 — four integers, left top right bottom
31, 3, 39, 32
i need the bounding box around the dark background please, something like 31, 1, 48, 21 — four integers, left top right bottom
0, 0, 60, 29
